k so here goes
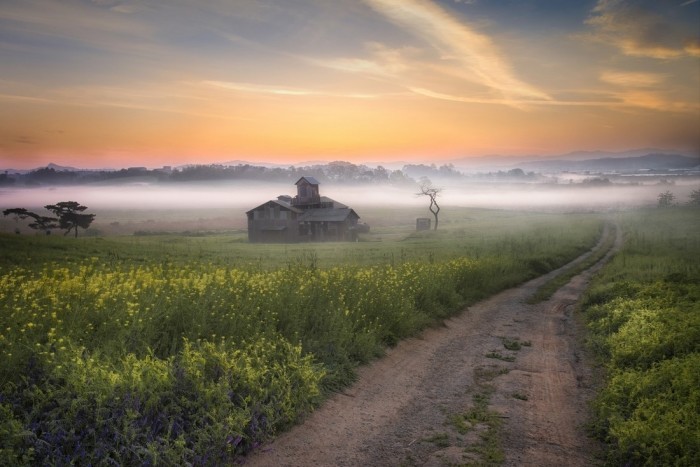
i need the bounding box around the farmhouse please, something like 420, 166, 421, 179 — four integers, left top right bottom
246, 176, 364, 243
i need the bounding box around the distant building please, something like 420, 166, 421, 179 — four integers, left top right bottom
416, 218, 431, 231
246, 177, 364, 243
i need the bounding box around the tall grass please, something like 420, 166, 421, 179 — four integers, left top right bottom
581, 207, 700, 466
0, 211, 602, 465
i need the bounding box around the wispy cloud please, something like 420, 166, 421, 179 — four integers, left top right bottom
409, 87, 616, 108
585, 0, 699, 59
684, 39, 700, 57
14, 135, 37, 145
203, 80, 395, 100
204, 80, 317, 97
0, 1, 154, 52
359, 0, 550, 106
314, 42, 414, 77
614, 90, 700, 112
408, 87, 509, 105
0, 82, 249, 121
0, 93, 57, 104
599, 71, 666, 87
409, 82, 700, 113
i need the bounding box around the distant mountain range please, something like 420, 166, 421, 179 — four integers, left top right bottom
447, 148, 700, 172
2, 162, 114, 174
45, 162, 82, 171
190, 148, 700, 173
514, 153, 700, 173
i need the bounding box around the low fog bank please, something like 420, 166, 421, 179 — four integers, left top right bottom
1, 180, 698, 235
2, 180, 696, 210
440, 182, 698, 210
325, 181, 699, 211
0, 181, 294, 211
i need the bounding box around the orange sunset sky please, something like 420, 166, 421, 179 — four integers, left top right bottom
1, 0, 699, 169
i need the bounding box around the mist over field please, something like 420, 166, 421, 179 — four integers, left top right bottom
2, 177, 697, 236
2, 179, 697, 211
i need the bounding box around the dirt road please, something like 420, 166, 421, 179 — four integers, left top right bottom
245, 224, 620, 466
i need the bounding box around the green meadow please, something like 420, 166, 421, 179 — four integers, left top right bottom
3, 204, 697, 465
0, 207, 603, 465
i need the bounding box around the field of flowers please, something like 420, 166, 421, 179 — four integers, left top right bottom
0, 212, 601, 465
582, 207, 700, 466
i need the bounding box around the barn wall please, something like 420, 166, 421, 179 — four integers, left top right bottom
247, 201, 362, 243
247, 203, 300, 243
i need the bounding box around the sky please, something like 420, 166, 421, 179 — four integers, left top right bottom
1, 0, 699, 169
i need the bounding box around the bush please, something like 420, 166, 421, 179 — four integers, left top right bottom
596, 355, 700, 466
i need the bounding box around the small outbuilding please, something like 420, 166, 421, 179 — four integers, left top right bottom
246, 177, 364, 243
416, 217, 431, 231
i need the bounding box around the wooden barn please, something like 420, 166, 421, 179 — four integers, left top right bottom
246, 177, 363, 243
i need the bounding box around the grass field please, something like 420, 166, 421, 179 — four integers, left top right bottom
1, 206, 598, 269
581, 207, 700, 466
0, 207, 604, 465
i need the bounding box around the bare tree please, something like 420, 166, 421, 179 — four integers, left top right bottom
417, 180, 442, 230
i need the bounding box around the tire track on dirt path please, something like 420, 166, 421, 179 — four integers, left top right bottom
244, 222, 621, 467
497, 222, 621, 467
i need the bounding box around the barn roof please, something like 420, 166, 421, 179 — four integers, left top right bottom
320, 196, 347, 208
295, 176, 320, 186
298, 207, 359, 223
245, 199, 303, 214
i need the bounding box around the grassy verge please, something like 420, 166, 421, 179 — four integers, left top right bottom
527, 221, 616, 304
581, 207, 700, 466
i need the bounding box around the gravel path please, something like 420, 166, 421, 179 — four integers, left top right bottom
245, 223, 620, 466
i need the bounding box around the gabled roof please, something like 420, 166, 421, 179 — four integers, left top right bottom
320, 196, 347, 208
246, 199, 303, 214
295, 176, 320, 186
298, 207, 359, 223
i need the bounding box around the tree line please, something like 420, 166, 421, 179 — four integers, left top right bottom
0, 162, 483, 187
658, 189, 700, 207
3, 201, 95, 237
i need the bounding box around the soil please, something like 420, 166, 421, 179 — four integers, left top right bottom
244, 224, 620, 466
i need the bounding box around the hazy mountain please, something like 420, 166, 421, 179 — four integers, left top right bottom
218, 160, 291, 169
46, 162, 83, 171
448, 148, 699, 172
2, 162, 113, 174
516, 153, 700, 173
